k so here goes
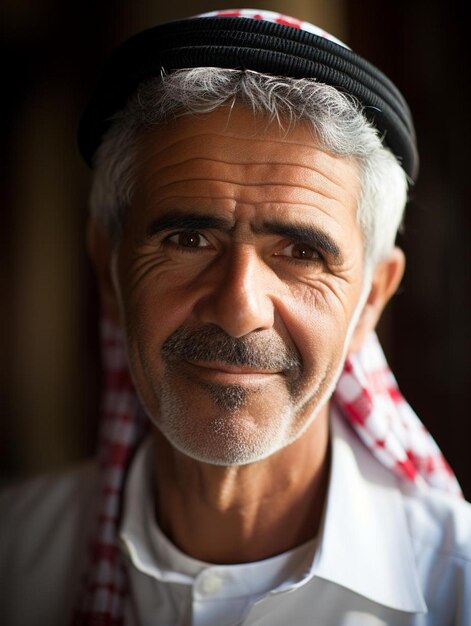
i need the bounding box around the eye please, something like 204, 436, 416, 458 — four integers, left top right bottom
276, 242, 322, 262
166, 231, 211, 249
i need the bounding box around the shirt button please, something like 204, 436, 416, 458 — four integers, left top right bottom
199, 573, 224, 594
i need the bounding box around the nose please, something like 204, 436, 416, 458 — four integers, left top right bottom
193, 246, 275, 338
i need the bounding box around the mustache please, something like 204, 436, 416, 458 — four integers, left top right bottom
161, 325, 302, 373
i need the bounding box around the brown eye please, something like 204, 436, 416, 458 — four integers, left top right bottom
290, 243, 318, 260
179, 232, 201, 247
277, 242, 321, 261
168, 231, 210, 248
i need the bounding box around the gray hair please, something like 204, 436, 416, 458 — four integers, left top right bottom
89, 68, 409, 268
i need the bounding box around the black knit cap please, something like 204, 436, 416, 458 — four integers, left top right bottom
77, 10, 419, 181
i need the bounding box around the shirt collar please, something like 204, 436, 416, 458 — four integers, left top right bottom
120, 437, 318, 598
313, 407, 427, 614
120, 407, 427, 614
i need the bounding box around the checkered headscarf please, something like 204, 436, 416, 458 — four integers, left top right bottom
71, 320, 462, 625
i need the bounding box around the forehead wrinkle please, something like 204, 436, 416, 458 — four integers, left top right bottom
137, 131, 355, 189
146, 182, 350, 223
151, 177, 338, 201
154, 196, 343, 209
140, 130, 328, 157
152, 194, 350, 223
150, 157, 349, 197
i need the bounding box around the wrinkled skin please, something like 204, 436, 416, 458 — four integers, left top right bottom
113, 107, 366, 463
88, 106, 404, 562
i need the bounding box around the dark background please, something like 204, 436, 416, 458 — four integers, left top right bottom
1, 0, 469, 498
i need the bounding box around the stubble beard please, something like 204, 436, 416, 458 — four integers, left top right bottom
156, 369, 300, 466
143, 324, 322, 466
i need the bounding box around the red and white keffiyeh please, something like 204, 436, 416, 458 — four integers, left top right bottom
334, 331, 461, 493
72, 319, 462, 625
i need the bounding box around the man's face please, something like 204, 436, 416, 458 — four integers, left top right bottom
112, 106, 365, 465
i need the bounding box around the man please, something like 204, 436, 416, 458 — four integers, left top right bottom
1, 8, 470, 626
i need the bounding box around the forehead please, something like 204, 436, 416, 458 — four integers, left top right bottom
130, 106, 362, 233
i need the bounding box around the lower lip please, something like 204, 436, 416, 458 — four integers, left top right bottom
183, 361, 280, 385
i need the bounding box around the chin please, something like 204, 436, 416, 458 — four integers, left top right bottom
150, 381, 295, 465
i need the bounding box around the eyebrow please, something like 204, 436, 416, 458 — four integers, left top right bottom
146, 210, 233, 238
146, 210, 343, 261
253, 219, 342, 261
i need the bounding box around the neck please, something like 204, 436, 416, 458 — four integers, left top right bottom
151, 406, 330, 564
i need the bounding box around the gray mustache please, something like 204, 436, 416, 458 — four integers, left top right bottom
161, 325, 302, 372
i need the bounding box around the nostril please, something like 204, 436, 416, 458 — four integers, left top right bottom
194, 287, 274, 338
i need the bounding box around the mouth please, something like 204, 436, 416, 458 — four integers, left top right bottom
183, 360, 282, 385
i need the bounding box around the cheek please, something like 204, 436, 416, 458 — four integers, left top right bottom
128, 288, 190, 349
118, 238, 215, 315
276, 281, 358, 374
120, 276, 196, 414
118, 259, 197, 360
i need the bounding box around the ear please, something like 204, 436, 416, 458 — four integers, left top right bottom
86, 219, 122, 326
348, 247, 405, 354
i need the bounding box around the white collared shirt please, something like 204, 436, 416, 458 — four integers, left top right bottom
120, 437, 318, 626
119, 408, 471, 625
1, 410, 470, 625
